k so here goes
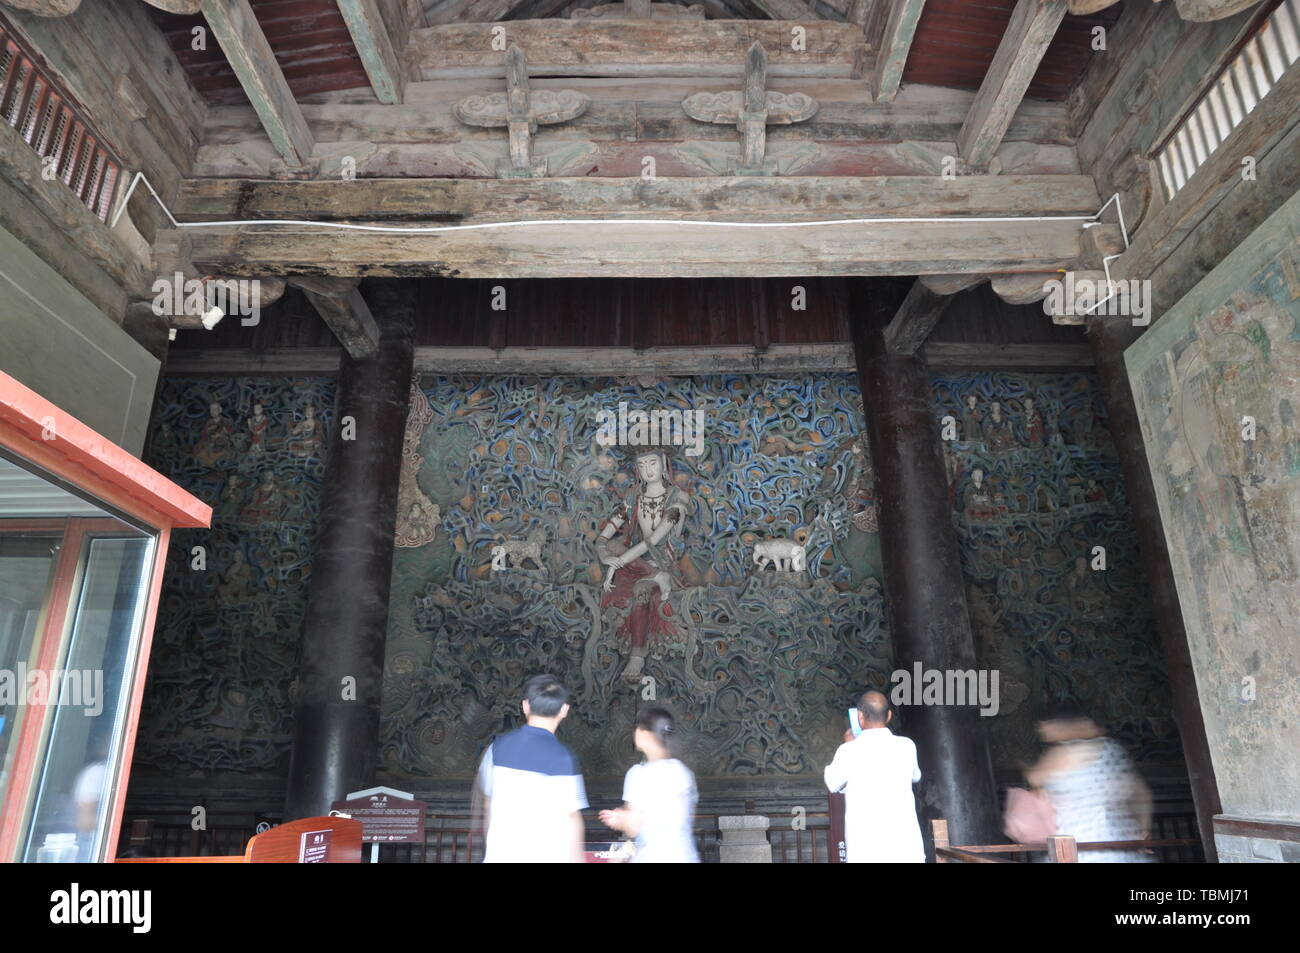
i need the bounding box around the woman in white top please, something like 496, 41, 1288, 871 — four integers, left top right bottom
600, 708, 700, 863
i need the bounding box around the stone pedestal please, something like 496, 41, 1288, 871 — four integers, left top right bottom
718, 815, 772, 863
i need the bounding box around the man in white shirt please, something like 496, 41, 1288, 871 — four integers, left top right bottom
477, 674, 588, 863
824, 691, 925, 863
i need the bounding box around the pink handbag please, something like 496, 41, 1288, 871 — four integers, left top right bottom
1003, 786, 1057, 844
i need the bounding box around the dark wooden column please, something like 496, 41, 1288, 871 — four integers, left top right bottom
284, 280, 416, 820
1086, 314, 1221, 861
848, 279, 999, 851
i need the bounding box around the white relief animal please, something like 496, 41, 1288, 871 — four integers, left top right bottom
752, 503, 834, 576
491, 540, 543, 570
753, 538, 806, 572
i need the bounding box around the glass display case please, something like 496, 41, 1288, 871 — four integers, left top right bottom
0, 370, 209, 862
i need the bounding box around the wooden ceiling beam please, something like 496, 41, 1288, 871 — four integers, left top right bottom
199, 0, 315, 167
750, 0, 823, 19
176, 174, 1103, 222
882, 276, 953, 354
288, 277, 382, 359
0, 0, 82, 14
179, 218, 1107, 280
426, 0, 534, 23
411, 20, 869, 78
957, 0, 1066, 170
867, 0, 927, 103
336, 0, 407, 104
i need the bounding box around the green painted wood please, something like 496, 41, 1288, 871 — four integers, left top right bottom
958, 0, 1067, 170
336, 0, 405, 105
873, 0, 927, 104
200, 0, 315, 167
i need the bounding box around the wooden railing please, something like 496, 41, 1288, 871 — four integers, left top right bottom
117, 816, 363, 864
119, 804, 1203, 863
931, 819, 1200, 863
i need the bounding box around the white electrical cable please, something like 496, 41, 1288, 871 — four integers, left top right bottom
111, 170, 1109, 234
1076, 192, 1133, 318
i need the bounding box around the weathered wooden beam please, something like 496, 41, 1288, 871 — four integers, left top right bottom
289, 276, 382, 359
163, 338, 1096, 375
182, 217, 1095, 279
750, 0, 821, 20
989, 271, 1055, 305
0, 107, 149, 296
196, 79, 1075, 166
199, 0, 315, 167
176, 174, 1102, 222
0, 0, 81, 14
882, 276, 952, 354
871, 0, 927, 103
919, 273, 986, 295
164, 346, 343, 376
1109, 51, 1300, 303
446, 0, 531, 21
571, 1, 707, 18
142, 1, 202, 12
1173, 0, 1265, 22
922, 340, 1093, 368
958, 0, 1067, 170
411, 20, 869, 78
336, 0, 406, 105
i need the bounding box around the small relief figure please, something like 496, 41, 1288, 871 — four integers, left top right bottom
964, 468, 997, 522
982, 401, 1017, 452
1066, 556, 1107, 616
217, 473, 245, 522
194, 400, 235, 467
1085, 479, 1107, 503
218, 548, 253, 600
396, 500, 440, 549
595, 448, 691, 680
288, 403, 325, 458
943, 443, 963, 511
961, 394, 983, 444
1023, 397, 1046, 449
246, 402, 271, 456
241, 471, 285, 525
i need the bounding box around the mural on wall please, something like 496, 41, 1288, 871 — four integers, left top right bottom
381, 374, 891, 782
933, 372, 1181, 773
128, 371, 1183, 791
134, 377, 335, 778
1127, 210, 1300, 819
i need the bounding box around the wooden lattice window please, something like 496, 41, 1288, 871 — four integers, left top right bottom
0, 16, 122, 222
1154, 0, 1300, 200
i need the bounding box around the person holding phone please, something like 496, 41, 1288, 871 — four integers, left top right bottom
824, 691, 924, 863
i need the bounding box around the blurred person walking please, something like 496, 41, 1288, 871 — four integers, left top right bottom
1024, 710, 1154, 863
600, 708, 700, 862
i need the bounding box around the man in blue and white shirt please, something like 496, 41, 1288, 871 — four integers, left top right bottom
477, 674, 588, 863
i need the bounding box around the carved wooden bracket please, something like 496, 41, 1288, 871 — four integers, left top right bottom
571, 0, 705, 18
0, 0, 80, 15
680, 42, 819, 176
1067, 0, 1262, 19
452, 45, 590, 178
